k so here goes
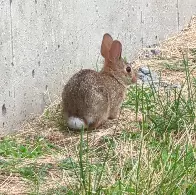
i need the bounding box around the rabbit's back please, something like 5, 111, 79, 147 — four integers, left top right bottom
62, 69, 109, 124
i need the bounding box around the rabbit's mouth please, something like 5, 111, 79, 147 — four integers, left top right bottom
126, 76, 136, 85
111, 71, 135, 88
124, 71, 137, 85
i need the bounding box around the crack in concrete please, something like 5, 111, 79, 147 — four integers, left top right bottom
176, 0, 180, 32
9, 0, 14, 66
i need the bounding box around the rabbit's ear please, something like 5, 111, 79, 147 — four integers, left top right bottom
109, 40, 122, 63
101, 33, 113, 59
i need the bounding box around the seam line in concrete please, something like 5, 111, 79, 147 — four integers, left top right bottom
9, 0, 14, 66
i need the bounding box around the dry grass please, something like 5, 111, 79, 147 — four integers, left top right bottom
161, 15, 196, 59
135, 15, 196, 85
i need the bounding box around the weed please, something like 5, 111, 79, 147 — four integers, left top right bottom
162, 61, 186, 71
190, 48, 196, 57
0, 137, 55, 158
58, 157, 78, 170
19, 163, 52, 194
19, 163, 52, 181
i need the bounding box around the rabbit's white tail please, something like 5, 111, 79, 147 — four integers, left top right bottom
67, 117, 86, 130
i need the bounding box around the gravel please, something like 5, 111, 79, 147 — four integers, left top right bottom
137, 66, 181, 90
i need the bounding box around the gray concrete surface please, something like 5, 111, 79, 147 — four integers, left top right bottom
0, 0, 196, 134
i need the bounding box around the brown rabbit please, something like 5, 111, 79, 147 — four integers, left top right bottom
62, 33, 136, 130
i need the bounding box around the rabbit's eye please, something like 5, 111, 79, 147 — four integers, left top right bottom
126, 66, 131, 73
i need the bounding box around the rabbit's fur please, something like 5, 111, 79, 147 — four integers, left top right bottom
62, 33, 136, 130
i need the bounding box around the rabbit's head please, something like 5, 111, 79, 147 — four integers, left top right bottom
101, 33, 137, 85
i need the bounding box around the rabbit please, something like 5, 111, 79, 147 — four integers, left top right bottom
62, 33, 137, 130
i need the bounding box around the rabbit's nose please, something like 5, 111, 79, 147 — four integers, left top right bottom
131, 73, 137, 83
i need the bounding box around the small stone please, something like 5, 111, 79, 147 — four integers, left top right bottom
150, 72, 159, 80
142, 76, 149, 82
145, 53, 150, 58
139, 67, 150, 75
171, 84, 181, 89
151, 49, 160, 55
143, 75, 154, 83
161, 82, 169, 87
137, 67, 161, 88
137, 72, 144, 77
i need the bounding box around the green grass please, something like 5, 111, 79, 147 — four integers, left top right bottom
19, 163, 52, 182
0, 137, 56, 159
0, 136, 59, 194
0, 57, 196, 194
163, 61, 186, 71
190, 48, 196, 58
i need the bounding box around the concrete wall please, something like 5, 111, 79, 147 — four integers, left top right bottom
0, 0, 196, 134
